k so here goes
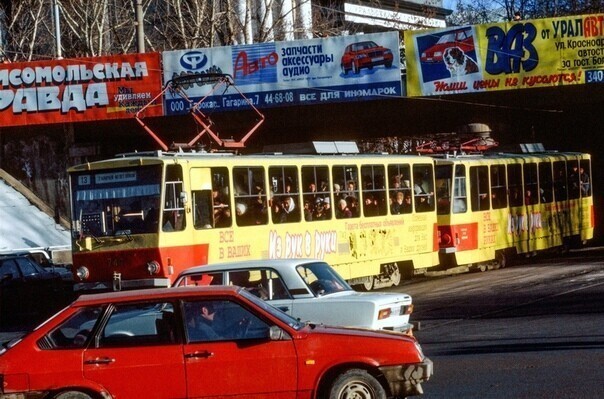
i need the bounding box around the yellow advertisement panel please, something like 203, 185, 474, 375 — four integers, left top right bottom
405, 14, 604, 96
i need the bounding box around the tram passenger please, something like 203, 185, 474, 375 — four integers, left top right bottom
345, 180, 357, 198
413, 173, 431, 211
322, 197, 332, 219
304, 199, 313, 221
313, 198, 325, 220
580, 167, 590, 196
391, 191, 406, 214
337, 199, 352, 218
364, 195, 379, 217
524, 190, 534, 206
235, 202, 248, 225
279, 196, 297, 223
333, 183, 344, 199
569, 165, 580, 198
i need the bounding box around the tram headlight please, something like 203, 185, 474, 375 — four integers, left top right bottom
76, 266, 90, 281
147, 260, 161, 275
441, 233, 452, 246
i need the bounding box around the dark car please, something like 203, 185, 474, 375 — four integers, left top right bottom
0, 249, 74, 282
0, 254, 70, 328
341, 40, 394, 74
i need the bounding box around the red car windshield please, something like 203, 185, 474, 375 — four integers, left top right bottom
351, 42, 378, 51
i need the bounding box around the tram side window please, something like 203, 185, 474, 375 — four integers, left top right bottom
269, 166, 300, 224
490, 164, 507, 209
553, 161, 568, 201
567, 160, 581, 200
538, 162, 554, 203
388, 164, 412, 215
163, 165, 186, 232
452, 165, 467, 213
301, 166, 331, 221
507, 164, 523, 207
435, 164, 452, 215
211, 168, 232, 228
413, 164, 435, 213
523, 163, 539, 205
361, 165, 387, 217
233, 167, 268, 226
470, 166, 490, 211
579, 159, 591, 197
333, 165, 360, 218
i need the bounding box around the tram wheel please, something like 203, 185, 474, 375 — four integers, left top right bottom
360, 277, 375, 291
495, 250, 507, 269
389, 264, 402, 286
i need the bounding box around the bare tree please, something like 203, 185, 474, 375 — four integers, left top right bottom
0, 0, 455, 62
448, 0, 604, 25
1, 0, 53, 61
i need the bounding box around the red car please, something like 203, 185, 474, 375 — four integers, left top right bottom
0, 286, 432, 399
341, 41, 394, 75
420, 28, 474, 63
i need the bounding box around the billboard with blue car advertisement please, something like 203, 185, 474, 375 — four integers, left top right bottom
162, 31, 402, 115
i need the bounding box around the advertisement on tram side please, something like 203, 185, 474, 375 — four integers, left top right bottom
161, 31, 402, 115
0, 52, 163, 127
405, 13, 604, 96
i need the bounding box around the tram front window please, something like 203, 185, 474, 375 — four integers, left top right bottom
70, 165, 162, 237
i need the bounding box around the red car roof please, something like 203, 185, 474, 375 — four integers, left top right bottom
73, 285, 243, 307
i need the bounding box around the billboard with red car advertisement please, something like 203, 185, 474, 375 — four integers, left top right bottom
161, 31, 402, 115
405, 14, 603, 96
0, 52, 163, 127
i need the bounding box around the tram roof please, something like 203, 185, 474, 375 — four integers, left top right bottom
68, 148, 441, 172
430, 150, 589, 162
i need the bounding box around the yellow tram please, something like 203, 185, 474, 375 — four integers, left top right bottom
434, 151, 593, 270
68, 146, 440, 291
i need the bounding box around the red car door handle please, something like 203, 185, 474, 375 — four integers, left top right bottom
185, 350, 214, 359
84, 357, 115, 365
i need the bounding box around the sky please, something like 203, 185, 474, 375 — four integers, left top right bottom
0, 179, 70, 251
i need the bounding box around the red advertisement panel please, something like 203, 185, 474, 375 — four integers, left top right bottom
0, 53, 163, 127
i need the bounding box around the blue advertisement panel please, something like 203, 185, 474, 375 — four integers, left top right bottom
162, 32, 402, 115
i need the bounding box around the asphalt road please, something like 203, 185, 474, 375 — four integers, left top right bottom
388, 248, 604, 399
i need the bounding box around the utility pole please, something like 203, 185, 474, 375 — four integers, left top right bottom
135, 0, 145, 53
52, 0, 62, 59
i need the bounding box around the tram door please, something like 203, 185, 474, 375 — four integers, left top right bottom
190, 168, 214, 229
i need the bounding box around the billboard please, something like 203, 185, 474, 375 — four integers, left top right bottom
162, 32, 402, 115
0, 53, 163, 127
405, 14, 604, 96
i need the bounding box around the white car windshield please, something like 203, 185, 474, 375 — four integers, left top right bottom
296, 262, 352, 296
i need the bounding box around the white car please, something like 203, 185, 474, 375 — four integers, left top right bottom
174, 259, 414, 333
